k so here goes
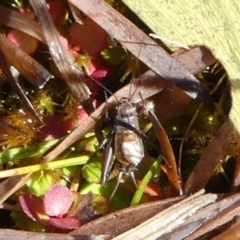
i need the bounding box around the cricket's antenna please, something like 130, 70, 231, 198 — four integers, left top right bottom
128, 37, 145, 101
86, 74, 120, 103
62, 59, 120, 103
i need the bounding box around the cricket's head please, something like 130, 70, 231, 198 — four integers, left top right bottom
117, 97, 137, 118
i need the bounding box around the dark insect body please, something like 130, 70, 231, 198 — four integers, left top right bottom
115, 98, 144, 169
100, 90, 145, 197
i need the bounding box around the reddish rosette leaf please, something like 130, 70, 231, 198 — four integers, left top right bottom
44, 184, 73, 218
88, 59, 109, 79
48, 1, 68, 26
58, 36, 81, 58
19, 194, 46, 222
70, 19, 108, 57
38, 115, 73, 141
91, 69, 108, 79
59, 36, 69, 50
138, 181, 163, 198
76, 106, 89, 124
7, 29, 38, 55
84, 59, 110, 99
48, 217, 81, 229
54, 35, 80, 59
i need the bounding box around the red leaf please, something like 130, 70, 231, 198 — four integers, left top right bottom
48, 217, 82, 229
38, 115, 73, 141
88, 59, 109, 78
70, 19, 108, 56
19, 195, 45, 221
76, 106, 89, 124
139, 181, 163, 198
7, 29, 38, 55
48, 1, 68, 26
44, 184, 73, 217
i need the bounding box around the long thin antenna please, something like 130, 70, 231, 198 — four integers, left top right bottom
62, 59, 120, 103
86, 73, 119, 103
128, 38, 145, 102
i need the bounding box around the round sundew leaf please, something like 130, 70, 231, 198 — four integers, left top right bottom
19, 195, 46, 222
26, 171, 56, 196
139, 181, 163, 198
82, 160, 102, 183
70, 18, 108, 56
43, 184, 73, 217
38, 114, 73, 141
7, 29, 38, 55
48, 217, 81, 229
48, 1, 68, 26
86, 59, 109, 78
92, 195, 109, 216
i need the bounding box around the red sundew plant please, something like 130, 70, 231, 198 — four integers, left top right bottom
47, 1, 68, 26
7, 29, 38, 55
139, 181, 163, 199
19, 184, 82, 230
70, 19, 108, 57
37, 114, 74, 141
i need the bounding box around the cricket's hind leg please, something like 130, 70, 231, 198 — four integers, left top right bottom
99, 128, 115, 186
97, 89, 118, 186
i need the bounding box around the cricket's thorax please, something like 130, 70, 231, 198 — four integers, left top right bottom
114, 98, 144, 167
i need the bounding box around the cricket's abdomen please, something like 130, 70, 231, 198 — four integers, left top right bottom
114, 98, 144, 167
115, 130, 144, 166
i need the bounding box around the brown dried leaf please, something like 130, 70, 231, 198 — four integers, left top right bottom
0, 5, 45, 43
29, 0, 92, 112
212, 221, 240, 240
185, 192, 240, 239
0, 229, 105, 240
74, 191, 240, 239
113, 190, 217, 240
184, 119, 235, 194
72, 196, 184, 238
0, 33, 52, 88
148, 110, 182, 194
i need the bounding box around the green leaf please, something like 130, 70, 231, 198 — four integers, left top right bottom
122, 0, 240, 133
80, 181, 132, 210
0, 139, 58, 164
131, 156, 163, 206
11, 212, 44, 232
82, 159, 102, 183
